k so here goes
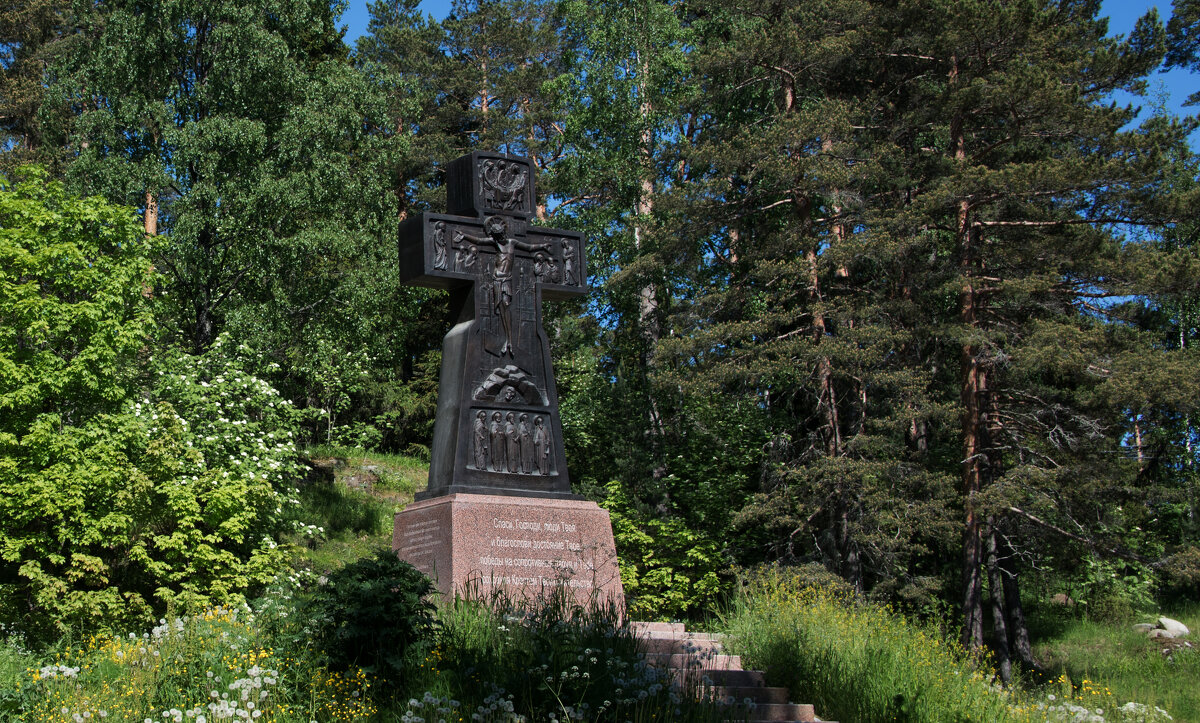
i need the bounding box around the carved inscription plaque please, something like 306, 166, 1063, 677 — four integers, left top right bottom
392, 494, 624, 606
479, 513, 592, 590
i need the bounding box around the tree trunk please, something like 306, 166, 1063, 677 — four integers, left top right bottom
144, 190, 158, 235
194, 301, 214, 353
987, 523, 1012, 683
953, 52, 988, 651
634, 52, 658, 343
1134, 414, 1145, 469
838, 506, 863, 593
998, 534, 1036, 671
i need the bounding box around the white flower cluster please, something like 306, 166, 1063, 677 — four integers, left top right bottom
562, 645, 670, 709
292, 521, 325, 540
1038, 699, 1173, 723
199, 663, 277, 721
40, 664, 80, 679
1117, 702, 1174, 721
59, 707, 107, 722
146, 341, 307, 507
402, 690, 526, 723
151, 616, 188, 640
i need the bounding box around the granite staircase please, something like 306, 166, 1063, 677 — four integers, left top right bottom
631, 622, 830, 723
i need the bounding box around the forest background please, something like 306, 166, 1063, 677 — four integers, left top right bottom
2, 0, 1200, 680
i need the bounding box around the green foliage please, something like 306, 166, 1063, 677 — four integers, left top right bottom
1161, 546, 1200, 600
0, 166, 156, 430
41, 0, 445, 453
604, 480, 726, 621
150, 336, 308, 493
304, 549, 436, 685
0, 168, 155, 632
15, 605, 377, 722
0, 629, 38, 718
1069, 558, 1159, 623
3, 0, 1200, 672
0, 0, 73, 173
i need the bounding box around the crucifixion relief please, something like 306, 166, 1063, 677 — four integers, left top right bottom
398, 151, 586, 500
453, 216, 552, 358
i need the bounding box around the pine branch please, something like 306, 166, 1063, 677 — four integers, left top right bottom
1004, 506, 1157, 565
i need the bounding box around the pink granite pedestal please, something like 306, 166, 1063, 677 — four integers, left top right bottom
392, 493, 624, 609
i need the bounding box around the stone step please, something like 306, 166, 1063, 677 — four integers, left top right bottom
747, 702, 816, 722
639, 635, 724, 655
629, 621, 826, 723
648, 652, 742, 670
637, 629, 724, 642
707, 685, 792, 705
681, 667, 767, 687
630, 621, 685, 635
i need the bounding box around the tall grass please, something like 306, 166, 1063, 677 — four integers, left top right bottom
401, 585, 736, 723
723, 567, 1018, 722
721, 567, 1176, 723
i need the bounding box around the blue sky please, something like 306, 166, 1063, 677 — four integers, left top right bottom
338, 1, 1199, 128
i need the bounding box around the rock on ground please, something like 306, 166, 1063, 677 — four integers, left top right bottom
1158, 617, 1190, 637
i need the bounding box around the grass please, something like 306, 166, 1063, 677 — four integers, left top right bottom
284, 446, 428, 573
1029, 604, 1200, 722
722, 566, 1022, 723
303, 444, 429, 497
0, 584, 739, 722
401, 587, 738, 723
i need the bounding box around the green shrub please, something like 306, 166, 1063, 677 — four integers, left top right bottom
304, 549, 436, 685
723, 565, 1180, 723
0, 169, 300, 636
1160, 546, 1200, 601
604, 479, 727, 620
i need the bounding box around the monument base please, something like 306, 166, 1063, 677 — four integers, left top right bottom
393, 493, 624, 609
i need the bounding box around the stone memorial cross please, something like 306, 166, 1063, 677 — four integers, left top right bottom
398, 151, 585, 500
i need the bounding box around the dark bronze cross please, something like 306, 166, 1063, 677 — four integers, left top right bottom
399, 151, 586, 499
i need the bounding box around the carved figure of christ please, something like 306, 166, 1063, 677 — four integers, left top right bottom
454, 216, 551, 357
